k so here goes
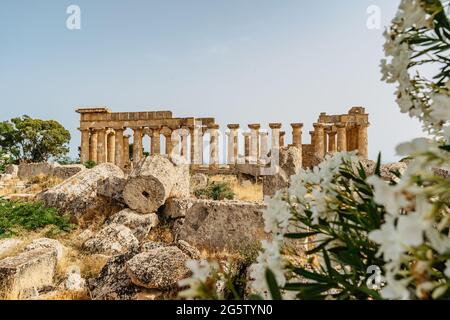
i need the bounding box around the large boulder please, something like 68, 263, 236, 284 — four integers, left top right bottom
88, 250, 142, 300
82, 224, 139, 255
125, 246, 190, 289
123, 155, 189, 214
105, 209, 159, 241
0, 248, 57, 299
167, 199, 268, 251
36, 163, 124, 225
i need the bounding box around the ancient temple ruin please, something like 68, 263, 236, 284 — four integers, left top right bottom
76, 107, 369, 174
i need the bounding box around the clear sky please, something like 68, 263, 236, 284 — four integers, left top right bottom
0, 0, 425, 162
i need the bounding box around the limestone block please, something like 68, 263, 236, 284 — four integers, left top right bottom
125, 246, 190, 289
105, 209, 159, 241
82, 224, 139, 255
17, 163, 57, 181
162, 198, 195, 219
63, 266, 86, 291
0, 248, 57, 299
170, 163, 190, 199
171, 199, 268, 251
24, 238, 65, 262
36, 163, 124, 225
88, 249, 143, 300
52, 164, 85, 180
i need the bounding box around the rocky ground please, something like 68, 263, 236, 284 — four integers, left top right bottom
0, 157, 265, 300
0, 152, 436, 300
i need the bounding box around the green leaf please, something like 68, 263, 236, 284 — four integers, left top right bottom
284, 231, 319, 239
265, 269, 282, 300
291, 267, 334, 284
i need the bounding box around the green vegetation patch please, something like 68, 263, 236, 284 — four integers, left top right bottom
0, 198, 74, 238
195, 181, 235, 200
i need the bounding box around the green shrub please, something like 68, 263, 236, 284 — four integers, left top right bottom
84, 160, 97, 169
0, 198, 74, 238
195, 182, 235, 200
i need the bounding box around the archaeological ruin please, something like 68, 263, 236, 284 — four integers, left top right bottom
76, 107, 369, 174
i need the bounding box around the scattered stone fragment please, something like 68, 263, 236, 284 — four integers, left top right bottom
125, 246, 190, 290
105, 209, 159, 241
0, 248, 57, 300
25, 238, 65, 261
82, 224, 139, 255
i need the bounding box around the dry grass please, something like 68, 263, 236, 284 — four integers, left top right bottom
208, 175, 263, 202
25, 174, 63, 194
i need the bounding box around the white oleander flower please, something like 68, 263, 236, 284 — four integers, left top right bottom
366, 176, 409, 215
251, 239, 286, 297
369, 211, 430, 262
263, 193, 291, 235
381, 273, 411, 300
178, 260, 219, 299
396, 138, 435, 156
429, 93, 450, 123
398, 0, 429, 29
445, 261, 450, 278
426, 228, 450, 255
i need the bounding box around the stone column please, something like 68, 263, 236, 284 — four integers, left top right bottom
313, 123, 325, 159
209, 124, 219, 168
268, 123, 281, 169
96, 129, 107, 164
269, 123, 282, 149
259, 131, 269, 165
107, 131, 115, 163
123, 135, 130, 166
133, 128, 143, 165
189, 126, 196, 165
310, 131, 316, 146
291, 123, 304, 148
80, 129, 90, 164
279, 131, 286, 147
114, 128, 124, 168
227, 124, 240, 165
328, 131, 337, 153
243, 132, 251, 164
248, 124, 260, 165
150, 128, 161, 155
323, 128, 328, 156
357, 123, 369, 158
336, 123, 347, 152
89, 129, 98, 163
160, 127, 172, 157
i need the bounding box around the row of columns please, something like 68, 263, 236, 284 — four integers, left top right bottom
309, 123, 369, 159
79, 122, 368, 168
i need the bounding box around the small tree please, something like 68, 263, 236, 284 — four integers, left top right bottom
0, 115, 71, 163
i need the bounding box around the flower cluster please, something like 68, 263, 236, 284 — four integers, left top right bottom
381, 0, 450, 139
178, 260, 222, 300
367, 138, 450, 299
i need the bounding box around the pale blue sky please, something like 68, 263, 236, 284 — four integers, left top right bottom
0, 0, 425, 162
